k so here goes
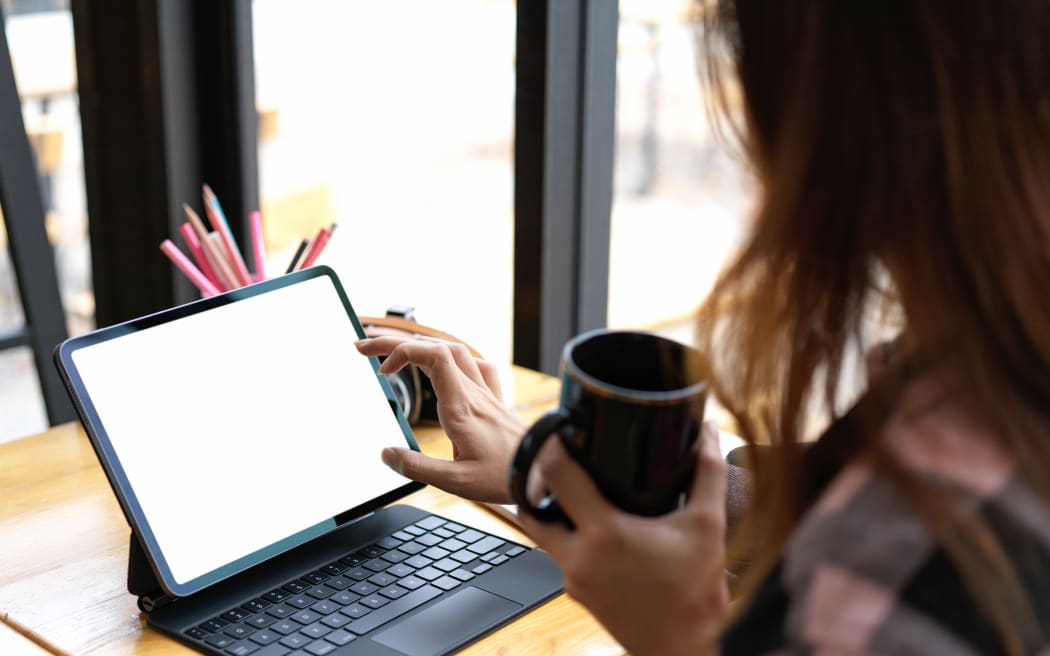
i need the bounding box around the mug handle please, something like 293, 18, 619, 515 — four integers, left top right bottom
508, 407, 575, 523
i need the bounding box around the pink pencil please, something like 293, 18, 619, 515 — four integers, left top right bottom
250, 210, 266, 282
202, 186, 253, 287
298, 224, 336, 270
178, 222, 222, 290
160, 240, 221, 297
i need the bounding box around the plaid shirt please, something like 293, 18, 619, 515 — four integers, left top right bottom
722, 377, 1050, 655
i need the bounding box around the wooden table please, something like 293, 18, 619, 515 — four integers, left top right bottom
0, 367, 624, 656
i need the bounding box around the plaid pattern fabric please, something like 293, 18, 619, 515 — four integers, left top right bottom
722, 379, 1050, 655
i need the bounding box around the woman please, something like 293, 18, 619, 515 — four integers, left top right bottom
358, 1, 1050, 653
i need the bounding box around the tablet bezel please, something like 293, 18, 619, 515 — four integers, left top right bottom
54, 266, 425, 598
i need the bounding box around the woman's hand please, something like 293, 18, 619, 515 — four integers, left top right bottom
355, 335, 524, 504
518, 423, 730, 656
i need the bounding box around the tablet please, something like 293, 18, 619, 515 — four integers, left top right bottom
55, 266, 424, 598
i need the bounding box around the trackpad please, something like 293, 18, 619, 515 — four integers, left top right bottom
372, 586, 522, 656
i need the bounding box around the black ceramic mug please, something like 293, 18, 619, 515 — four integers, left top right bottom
509, 329, 707, 522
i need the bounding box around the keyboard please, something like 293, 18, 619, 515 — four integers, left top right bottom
180, 515, 530, 656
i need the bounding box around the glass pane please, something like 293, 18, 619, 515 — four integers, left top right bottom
252, 0, 516, 367
609, 4, 754, 343
0, 0, 93, 442
0, 347, 46, 439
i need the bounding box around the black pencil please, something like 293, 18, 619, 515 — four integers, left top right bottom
286, 238, 309, 274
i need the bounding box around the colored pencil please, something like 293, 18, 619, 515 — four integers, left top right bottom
203, 232, 239, 291
286, 238, 309, 274
249, 210, 266, 282
160, 240, 220, 297
298, 223, 336, 270
202, 185, 253, 287
178, 222, 221, 290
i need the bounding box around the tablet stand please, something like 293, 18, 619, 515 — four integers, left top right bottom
127, 533, 172, 613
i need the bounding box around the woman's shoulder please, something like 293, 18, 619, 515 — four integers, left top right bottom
725, 377, 1050, 654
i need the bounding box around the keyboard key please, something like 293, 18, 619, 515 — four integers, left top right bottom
405, 555, 432, 569
392, 530, 414, 541
368, 572, 397, 587
225, 624, 255, 638
348, 586, 442, 636
444, 522, 466, 533
279, 633, 310, 649
330, 591, 359, 605
247, 614, 276, 628
282, 580, 309, 593
321, 613, 351, 629
305, 639, 337, 655
345, 567, 370, 581
381, 550, 408, 564
225, 639, 260, 655
432, 527, 455, 539
398, 542, 426, 556
363, 558, 390, 573
357, 545, 385, 559
302, 571, 329, 585
305, 585, 335, 600
434, 558, 460, 572
415, 566, 443, 581
249, 630, 280, 645
416, 516, 445, 531
380, 585, 408, 600
251, 645, 290, 656
432, 576, 461, 591
415, 534, 442, 547
205, 633, 235, 648
324, 575, 352, 590
451, 569, 475, 582
286, 595, 314, 609
320, 562, 345, 576
457, 529, 484, 544
422, 546, 450, 560
186, 626, 210, 640
387, 564, 415, 578
468, 536, 506, 555
300, 622, 332, 639
339, 554, 366, 568
325, 629, 355, 646
377, 536, 403, 549
491, 555, 510, 566
222, 609, 252, 623
310, 600, 340, 615
350, 581, 379, 596
269, 620, 298, 635
266, 604, 295, 619
506, 546, 527, 557
243, 598, 271, 613
451, 549, 476, 564
398, 575, 426, 590
360, 594, 390, 609
471, 563, 493, 575
402, 525, 425, 536
342, 604, 371, 619
480, 552, 501, 563
440, 538, 467, 552
291, 609, 322, 625
262, 589, 290, 604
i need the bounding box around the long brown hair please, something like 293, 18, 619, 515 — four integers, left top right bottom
694, 1, 1050, 651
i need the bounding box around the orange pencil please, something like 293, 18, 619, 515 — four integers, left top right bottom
204, 232, 239, 291
202, 185, 253, 287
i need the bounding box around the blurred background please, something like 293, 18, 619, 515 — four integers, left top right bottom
0, 0, 752, 442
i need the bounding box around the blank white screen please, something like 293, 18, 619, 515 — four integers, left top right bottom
71, 276, 410, 585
